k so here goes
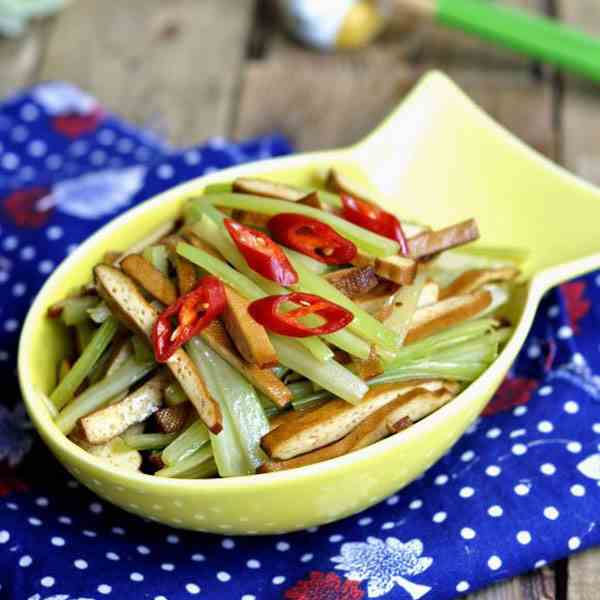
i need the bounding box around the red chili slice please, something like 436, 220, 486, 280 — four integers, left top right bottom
341, 193, 409, 255
248, 292, 353, 337
224, 218, 298, 286
268, 213, 357, 265
151, 275, 226, 362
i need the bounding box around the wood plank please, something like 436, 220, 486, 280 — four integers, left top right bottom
559, 0, 600, 185
568, 547, 600, 600
467, 566, 555, 600
0, 20, 52, 98
38, 0, 254, 145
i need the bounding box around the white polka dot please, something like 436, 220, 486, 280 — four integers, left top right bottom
4, 319, 18, 332
51, 536, 65, 546
155, 597, 168, 600
186, 583, 201, 594
486, 465, 501, 477
97, 584, 111, 594
67, 243, 79, 254
486, 427, 502, 439
513, 406, 528, 417
74, 559, 87, 569
540, 463, 556, 475
568, 441, 582, 453
28, 517, 41, 526
112, 527, 125, 535
527, 344, 541, 358
564, 401, 579, 414
548, 305, 560, 317
488, 555, 502, 571
571, 484, 586, 497
459, 486, 475, 498
219, 538, 234, 550
544, 506, 559, 520
161, 563, 175, 571
19, 166, 35, 181
19, 555, 32, 567
568, 536, 581, 550
242, 596, 256, 600
434, 474, 449, 485
1, 152, 20, 169
157, 164, 174, 179
247, 559, 260, 569
300, 553, 313, 562
217, 571, 231, 582
329, 534, 343, 543
90, 149, 107, 165
137, 545, 150, 555
409, 499, 422, 509
69, 140, 89, 156
45, 154, 63, 170
41, 576, 55, 588
117, 138, 134, 153
538, 385, 553, 396
0, 272, 8, 284
130, 572, 144, 582
460, 527, 476, 540
433, 511, 447, 523
3, 235, 18, 251
38, 260, 54, 274
461, 450, 475, 462
6, 502, 18, 510
12, 282, 26, 297
512, 443, 528, 456
514, 483, 530, 496
538, 420, 554, 433
358, 517, 372, 526
456, 581, 470, 593
272, 576, 286, 585
11, 125, 29, 142
517, 531, 532, 545
89, 502, 102, 514
276, 541, 290, 551
534, 560, 547, 568
28, 139, 47, 157
21, 103, 39, 121
98, 130, 116, 145
167, 534, 179, 544
82, 530, 96, 538
191, 553, 205, 562
558, 326, 573, 339
20, 246, 35, 261
184, 150, 201, 165
387, 495, 399, 506
381, 521, 395, 530
106, 552, 119, 561
488, 505, 503, 517
0, 351, 7, 361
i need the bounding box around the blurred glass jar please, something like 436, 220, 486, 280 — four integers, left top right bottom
276, 0, 393, 50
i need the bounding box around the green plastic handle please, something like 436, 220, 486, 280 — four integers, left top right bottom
437, 0, 600, 82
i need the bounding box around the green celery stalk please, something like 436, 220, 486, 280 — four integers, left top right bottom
384, 273, 427, 346
87, 347, 113, 385
204, 182, 232, 194
257, 393, 280, 418
288, 380, 314, 400
75, 321, 95, 350
155, 445, 216, 478
162, 419, 210, 466
372, 361, 488, 384
131, 336, 155, 363
61, 296, 98, 326
271, 336, 368, 404
188, 337, 269, 471
121, 431, 178, 450
87, 301, 111, 324
197, 194, 399, 257
290, 251, 330, 274
142, 244, 170, 275
285, 249, 401, 351
55, 357, 155, 434
164, 382, 189, 407
50, 317, 120, 409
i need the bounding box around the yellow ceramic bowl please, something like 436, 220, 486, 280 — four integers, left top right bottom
18, 72, 600, 535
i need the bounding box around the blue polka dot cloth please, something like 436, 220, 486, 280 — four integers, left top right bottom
1, 82, 600, 600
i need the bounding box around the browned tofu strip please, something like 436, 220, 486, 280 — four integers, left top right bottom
231, 209, 271, 229
353, 281, 401, 318
261, 379, 449, 460
155, 403, 190, 433
161, 235, 198, 296
103, 251, 121, 265
222, 287, 277, 368
352, 346, 384, 380
387, 416, 413, 434
405, 290, 492, 344
80, 370, 170, 444
297, 191, 331, 211
94, 265, 222, 433
351, 251, 416, 285
233, 177, 306, 201
201, 320, 292, 407
121, 254, 177, 306
408, 219, 480, 259
260, 387, 452, 472
439, 267, 519, 300
324, 266, 379, 299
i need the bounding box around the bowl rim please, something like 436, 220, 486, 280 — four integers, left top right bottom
18, 147, 535, 493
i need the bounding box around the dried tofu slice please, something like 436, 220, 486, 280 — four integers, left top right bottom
351, 251, 416, 285
155, 403, 190, 433
233, 177, 306, 202
324, 266, 379, 299
408, 219, 480, 259
121, 254, 177, 306
439, 267, 519, 300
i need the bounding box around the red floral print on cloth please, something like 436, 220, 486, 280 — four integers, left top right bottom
3, 186, 53, 228
285, 571, 365, 600
560, 281, 590, 334
0, 463, 29, 497
52, 107, 105, 138
482, 376, 539, 416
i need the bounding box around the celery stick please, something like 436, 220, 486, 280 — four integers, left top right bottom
386, 318, 497, 370
177, 240, 334, 362
142, 244, 169, 275
188, 337, 269, 471
131, 335, 154, 363
197, 194, 399, 257
51, 317, 119, 410
204, 182, 232, 194
155, 445, 215, 478
164, 382, 189, 407
88, 347, 112, 384
432, 336, 499, 364
290, 251, 330, 274
257, 393, 280, 418
55, 357, 155, 434
286, 250, 401, 351
88, 301, 111, 324
61, 296, 98, 326
271, 365, 288, 379
288, 380, 314, 401
75, 321, 95, 351
291, 393, 331, 411
384, 273, 426, 345
121, 431, 178, 451
162, 419, 210, 466
372, 361, 488, 384
271, 336, 368, 404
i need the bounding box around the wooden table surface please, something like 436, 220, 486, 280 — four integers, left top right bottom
1, 1, 599, 598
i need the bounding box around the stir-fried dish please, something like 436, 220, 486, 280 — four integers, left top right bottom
45, 170, 523, 478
